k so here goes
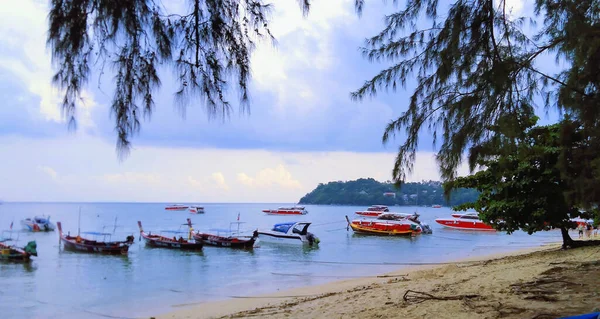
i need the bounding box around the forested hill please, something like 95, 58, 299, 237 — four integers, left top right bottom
298, 178, 479, 207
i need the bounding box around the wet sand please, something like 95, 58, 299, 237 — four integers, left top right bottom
158, 242, 600, 319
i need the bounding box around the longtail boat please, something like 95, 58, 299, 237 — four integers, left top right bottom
189, 218, 258, 249
138, 221, 203, 250
57, 222, 134, 255
0, 241, 37, 262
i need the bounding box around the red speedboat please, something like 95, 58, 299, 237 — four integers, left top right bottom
355, 205, 389, 217
165, 204, 189, 211
436, 213, 496, 231
347, 213, 425, 236
262, 206, 308, 215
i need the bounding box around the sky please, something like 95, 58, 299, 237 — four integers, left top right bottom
0, 0, 543, 202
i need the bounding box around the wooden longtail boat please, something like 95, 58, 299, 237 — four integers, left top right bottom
57, 222, 134, 255
0, 241, 37, 262
189, 218, 258, 249
138, 221, 203, 250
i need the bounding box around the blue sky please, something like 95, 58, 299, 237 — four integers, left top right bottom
0, 0, 551, 202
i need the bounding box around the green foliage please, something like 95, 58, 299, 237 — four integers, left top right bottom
298, 178, 479, 206
444, 121, 586, 242
352, 0, 600, 193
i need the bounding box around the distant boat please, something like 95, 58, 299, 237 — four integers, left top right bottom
432, 204, 442, 208
355, 205, 389, 217
0, 241, 37, 262
165, 204, 189, 211
138, 221, 203, 250
57, 222, 135, 255
189, 206, 205, 214
258, 222, 319, 246
435, 213, 496, 231
21, 216, 55, 232
262, 206, 308, 215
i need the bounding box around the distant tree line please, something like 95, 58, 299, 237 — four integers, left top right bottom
298, 178, 478, 206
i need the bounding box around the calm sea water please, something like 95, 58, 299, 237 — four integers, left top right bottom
0, 202, 563, 319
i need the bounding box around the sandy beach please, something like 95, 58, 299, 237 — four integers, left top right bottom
158, 241, 600, 319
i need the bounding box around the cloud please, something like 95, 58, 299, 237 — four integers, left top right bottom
210, 172, 229, 190
37, 165, 59, 180
237, 165, 301, 189
101, 172, 161, 185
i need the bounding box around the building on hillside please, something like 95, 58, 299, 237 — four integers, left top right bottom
383, 192, 396, 198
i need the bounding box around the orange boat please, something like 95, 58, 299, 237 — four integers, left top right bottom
355, 205, 389, 217
347, 213, 425, 236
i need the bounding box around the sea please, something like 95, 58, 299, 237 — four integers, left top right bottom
0, 202, 563, 319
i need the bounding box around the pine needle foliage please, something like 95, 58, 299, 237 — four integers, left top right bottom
47, 0, 311, 156
352, 0, 600, 190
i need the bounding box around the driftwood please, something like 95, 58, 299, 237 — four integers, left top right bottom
402, 290, 480, 304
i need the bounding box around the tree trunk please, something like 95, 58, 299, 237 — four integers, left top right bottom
560, 227, 574, 249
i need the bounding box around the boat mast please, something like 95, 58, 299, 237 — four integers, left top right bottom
77, 206, 81, 237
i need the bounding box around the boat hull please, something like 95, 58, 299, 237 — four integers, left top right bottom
257, 232, 306, 245
262, 210, 307, 215
435, 218, 495, 231
350, 221, 418, 236
194, 233, 256, 249
165, 207, 188, 211
141, 234, 203, 250
61, 236, 131, 255
0, 242, 34, 262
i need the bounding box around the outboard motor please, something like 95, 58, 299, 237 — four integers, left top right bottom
421, 223, 433, 234
306, 232, 320, 246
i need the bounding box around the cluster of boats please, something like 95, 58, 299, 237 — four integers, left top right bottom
350, 205, 496, 234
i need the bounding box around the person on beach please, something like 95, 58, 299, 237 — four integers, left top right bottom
586, 223, 593, 238
578, 224, 584, 239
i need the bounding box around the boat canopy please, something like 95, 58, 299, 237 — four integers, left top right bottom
80, 231, 112, 236
272, 222, 297, 233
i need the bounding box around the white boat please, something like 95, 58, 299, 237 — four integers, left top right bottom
257, 222, 319, 246
262, 206, 308, 215
189, 206, 205, 214
21, 216, 56, 232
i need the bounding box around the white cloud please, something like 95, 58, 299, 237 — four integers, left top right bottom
100, 172, 161, 185
237, 165, 302, 189
210, 172, 230, 191
37, 165, 59, 180
0, 136, 472, 202
0, 0, 99, 128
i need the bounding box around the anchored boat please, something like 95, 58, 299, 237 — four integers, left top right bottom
57, 222, 134, 255
258, 222, 320, 246
165, 204, 189, 211
262, 206, 308, 215
355, 205, 389, 217
189, 206, 205, 214
21, 216, 55, 232
347, 213, 428, 236
435, 213, 496, 231
0, 241, 37, 262
138, 221, 203, 250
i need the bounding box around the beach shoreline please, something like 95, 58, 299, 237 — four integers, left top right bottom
156, 239, 600, 319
